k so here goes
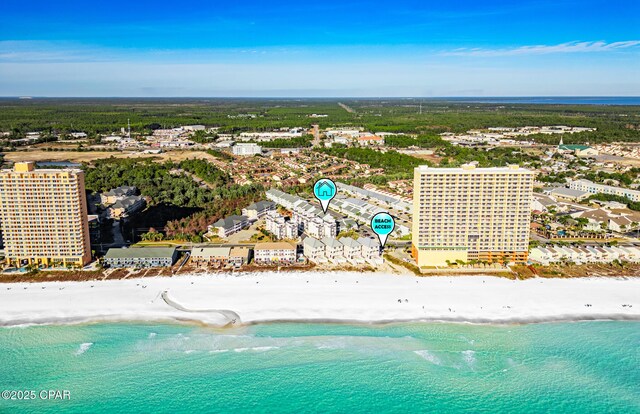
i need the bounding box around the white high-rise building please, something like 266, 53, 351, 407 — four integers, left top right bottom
412, 164, 534, 267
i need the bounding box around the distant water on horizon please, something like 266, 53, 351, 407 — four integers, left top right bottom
442, 96, 640, 105
1, 322, 638, 413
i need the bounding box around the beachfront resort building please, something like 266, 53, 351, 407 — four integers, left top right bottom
253, 242, 297, 265
302, 236, 381, 265
303, 237, 326, 262
0, 162, 92, 268
190, 246, 252, 268
104, 247, 178, 268
411, 164, 534, 267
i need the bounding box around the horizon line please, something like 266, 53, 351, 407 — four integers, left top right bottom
1, 95, 640, 99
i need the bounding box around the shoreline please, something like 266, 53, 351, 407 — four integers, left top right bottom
1, 272, 639, 328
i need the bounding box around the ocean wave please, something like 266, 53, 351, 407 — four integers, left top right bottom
461, 350, 476, 367
75, 342, 93, 356
414, 350, 442, 366
251, 346, 279, 352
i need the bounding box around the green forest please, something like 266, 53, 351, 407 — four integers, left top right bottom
84, 157, 259, 209
179, 158, 230, 187
260, 135, 314, 148
83, 157, 264, 241
1, 98, 639, 144
318, 147, 425, 177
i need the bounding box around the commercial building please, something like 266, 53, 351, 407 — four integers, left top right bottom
0, 162, 92, 268
104, 247, 178, 268
412, 164, 534, 267
357, 134, 384, 146
232, 143, 262, 156
557, 144, 599, 157
569, 179, 640, 202
547, 187, 591, 202
253, 242, 297, 265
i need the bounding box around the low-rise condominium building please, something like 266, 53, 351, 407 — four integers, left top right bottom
103, 247, 178, 268
569, 179, 640, 202
253, 242, 297, 265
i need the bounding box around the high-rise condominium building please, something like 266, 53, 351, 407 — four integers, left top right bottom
0, 162, 91, 268
412, 164, 534, 267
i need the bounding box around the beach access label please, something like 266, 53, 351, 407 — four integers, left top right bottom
371, 212, 395, 248
313, 178, 337, 214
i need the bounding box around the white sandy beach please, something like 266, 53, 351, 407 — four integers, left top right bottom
1, 272, 639, 327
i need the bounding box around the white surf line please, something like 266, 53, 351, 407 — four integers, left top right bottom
161, 290, 241, 326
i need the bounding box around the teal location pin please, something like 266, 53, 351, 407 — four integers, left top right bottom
371, 212, 395, 249
313, 178, 337, 214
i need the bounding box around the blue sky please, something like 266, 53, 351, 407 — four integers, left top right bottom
0, 0, 639, 96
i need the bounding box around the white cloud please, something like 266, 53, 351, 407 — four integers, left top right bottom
442, 40, 640, 57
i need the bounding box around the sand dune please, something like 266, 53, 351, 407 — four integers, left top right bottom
0, 272, 638, 328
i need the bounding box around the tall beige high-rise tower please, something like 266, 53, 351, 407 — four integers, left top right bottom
0, 162, 91, 268
412, 164, 534, 267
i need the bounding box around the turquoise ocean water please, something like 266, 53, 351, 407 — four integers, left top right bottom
1, 321, 639, 413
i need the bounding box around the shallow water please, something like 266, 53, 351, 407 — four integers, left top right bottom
1, 321, 638, 413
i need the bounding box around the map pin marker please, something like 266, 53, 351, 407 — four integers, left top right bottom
371, 212, 395, 249
313, 178, 337, 214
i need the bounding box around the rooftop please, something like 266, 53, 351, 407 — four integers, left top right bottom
339, 237, 361, 248
549, 187, 591, 198
213, 215, 248, 230
415, 164, 533, 174
245, 200, 275, 211
255, 242, 296, 251
191, 247, 231, 258
105, 247, 176, 259
304, 237, 325, 248
559, 144, 591, 151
